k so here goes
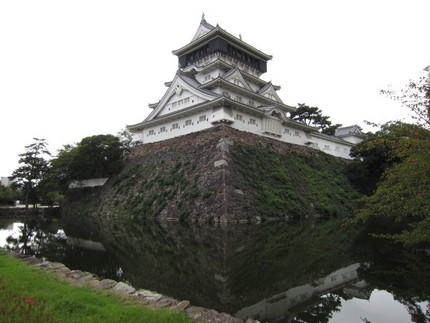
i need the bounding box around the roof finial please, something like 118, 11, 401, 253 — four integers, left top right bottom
239, 34, 242, 40
202, 12, 205, 21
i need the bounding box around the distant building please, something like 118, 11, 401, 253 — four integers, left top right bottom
127, 17, 365, 159
1, 177, 11, 187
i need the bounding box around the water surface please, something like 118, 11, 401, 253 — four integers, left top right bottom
0, 217, 428, 322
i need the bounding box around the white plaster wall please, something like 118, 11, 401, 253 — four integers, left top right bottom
341, 135, 364, 145
69, 178, 109, 188
195, 69, 220, 84
141, 111, 214, 144
159, 90, 203, 117
229, 108, 262, 134
310, 136, 352, 159
136, 107, 355, 159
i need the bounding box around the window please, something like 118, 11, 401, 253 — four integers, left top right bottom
148, 130, 155, 136
185, 119, 192, 126
335, 146, 340, 152
236, 114, 243, 121
178, 99, 183, 106
160, 126, 166, 133
284, 128, 290, 134
294, 131, 300, 137
249, 118, 256, 125
184, 97, 190, 103
233, 78, 240, 86
235, 96, 242, 102
172, 102, 177, 108
248, 100, 254, 107
223, 91, 230, 98
172, 123, 179, 129
199, 115, 206, 122
205, 75, 211, 82
324, 145, 330, 151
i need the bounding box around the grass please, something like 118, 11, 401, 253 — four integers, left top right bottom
231, 142, 361, 219
0, 250, 191, 323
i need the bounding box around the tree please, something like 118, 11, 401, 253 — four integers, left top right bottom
353, 122, 430, 245
381, 68, 430, 129
352, 70, 430, 246
47, 134, 129, 193
290, 103, 342, 135
0, 185, 19, 206
11, 138, 51, 208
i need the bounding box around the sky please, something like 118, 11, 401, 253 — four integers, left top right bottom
1, 0, 429, 177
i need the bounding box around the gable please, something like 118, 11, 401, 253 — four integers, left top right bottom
191, 19, 215, 42
146, 74, 218, 121
222, 69, 253, 91
258, 83, 283, 103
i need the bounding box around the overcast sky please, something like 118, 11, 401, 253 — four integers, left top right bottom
1, 0, 429, 176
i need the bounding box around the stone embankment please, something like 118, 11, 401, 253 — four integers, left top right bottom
0, 207, 60, 219
6, 251, 260, 323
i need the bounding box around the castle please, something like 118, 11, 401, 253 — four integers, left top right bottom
127, 17, 365, 159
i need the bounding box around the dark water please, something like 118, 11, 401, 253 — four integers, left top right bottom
1, 216, 429, 323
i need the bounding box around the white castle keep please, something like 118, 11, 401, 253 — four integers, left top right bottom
127, 18, 365, 159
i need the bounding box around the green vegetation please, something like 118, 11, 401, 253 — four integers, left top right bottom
0, 185, 19, 206
231, 142, 360, 219
0, 250, 190, 322
9, 132, 133, 208
48, 134, 128, 190
103, 160, 209, 219
352, 122, 430, 245
289, 103, 342, 135
351, 69, 430, 246
11, 138, 51, 208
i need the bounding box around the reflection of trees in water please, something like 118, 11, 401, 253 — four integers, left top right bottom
4, 216, 430, 322
4, 217, 123, 281
293, 293, 342, 323
356, 241, 430, 323
94, 217, 363, 314
5, 218, 63, 256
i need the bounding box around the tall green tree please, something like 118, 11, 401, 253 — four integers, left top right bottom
47, 134, 129, 193
11, 138, 51, 208
354, 122, 430, 244
353, 69, 430, 245
0, 185, 19, 206
290, 103, 342, 135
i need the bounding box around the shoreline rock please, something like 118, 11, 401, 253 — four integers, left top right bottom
4, 250, 258, 323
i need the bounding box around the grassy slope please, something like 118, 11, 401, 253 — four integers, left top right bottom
231, 141, 361, 219
0, 250, 191, 323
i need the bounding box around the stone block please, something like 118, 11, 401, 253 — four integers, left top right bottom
135, 289, 163, 302
214, 159, 228, 167
98, 279, 117, 290
112, 282, 136, 294
171, 300, 190, 311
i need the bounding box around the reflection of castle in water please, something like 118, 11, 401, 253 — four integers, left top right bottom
235, 263, 370, 322
59, 216, 379, 320
66, 237, 106, 252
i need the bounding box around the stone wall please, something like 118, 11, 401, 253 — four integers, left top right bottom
62, 124, 358, 222
0, 207, 60, 219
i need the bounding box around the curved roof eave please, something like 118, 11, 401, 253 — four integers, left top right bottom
127, 98, 227, 130
201, 78, 295, 112
311, 132, 355, 145
173, 27, 272, 61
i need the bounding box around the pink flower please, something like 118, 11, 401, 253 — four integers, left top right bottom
25, 298, 34, 304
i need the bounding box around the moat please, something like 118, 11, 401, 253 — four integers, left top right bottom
1, 216, 429, 323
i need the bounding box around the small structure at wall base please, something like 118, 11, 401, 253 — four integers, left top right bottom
69, 178, 109, 189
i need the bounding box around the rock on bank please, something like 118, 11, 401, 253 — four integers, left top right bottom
62, 125, 360, 222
